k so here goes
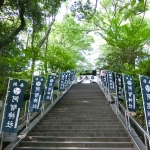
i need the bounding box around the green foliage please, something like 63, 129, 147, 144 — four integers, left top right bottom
43, 45, 77, 73
0, 77, 8, 101
137, 59, 150, 76
118, 0, 149, 20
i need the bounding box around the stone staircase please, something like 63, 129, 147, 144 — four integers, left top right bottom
14, 83, 138, 150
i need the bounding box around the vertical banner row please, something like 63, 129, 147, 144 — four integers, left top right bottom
1, 70, 76, 134
1, 79, 26, 133
29, 76, 45, 112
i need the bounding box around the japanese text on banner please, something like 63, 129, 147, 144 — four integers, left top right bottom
1, 79, 26, 133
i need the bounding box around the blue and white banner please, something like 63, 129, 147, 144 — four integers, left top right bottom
66, 71, 71, 86
58, 72, 65, 91
106, 71, 114, 90
64, 73, 69, 88
115, 73, 123, 101
29, 76, 45, 112
70, 70, 76, 81
139, 76, 150, 132
123, 74, 136, 112
1, 79, 26, 133
43, 74, 56, 102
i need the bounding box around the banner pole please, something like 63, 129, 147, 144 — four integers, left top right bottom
51, 94, 53, 104
0, 77, 11, 129
0, 132, 4, 150
122, 73, 131, 131
115, 72, 119, 115
0, 77, 11, 147
40, 101, 44, 116
26, 75, 34, 128
105, 72, 109, 101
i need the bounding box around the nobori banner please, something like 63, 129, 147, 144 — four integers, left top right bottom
1, 79, 26, 133
123, 74, 136, 112
139, 76, 150, 132
29, 76, 45, 112
58, 72, 65, 91
64, 72, 69, 88
70, 70, 76, 81
43, 74, 56, 102
115, 73, 123, 101
106, 71, 115, 90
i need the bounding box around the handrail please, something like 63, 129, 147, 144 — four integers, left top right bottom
3, 81, 75, 150
97, 78, 150, 150
119, 103, 150, 139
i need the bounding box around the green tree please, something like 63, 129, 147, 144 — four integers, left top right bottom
38, 15, 94, 75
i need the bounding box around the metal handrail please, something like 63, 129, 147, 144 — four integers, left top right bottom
3, 81, 75, 150
97, 78, 150, 150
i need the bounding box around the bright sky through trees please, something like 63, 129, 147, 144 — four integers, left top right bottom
56, 1, 103, 69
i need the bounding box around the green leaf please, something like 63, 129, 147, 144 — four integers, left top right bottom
124, 12, 131, 20
131, 0, 136, 6
118, 7, 124, 13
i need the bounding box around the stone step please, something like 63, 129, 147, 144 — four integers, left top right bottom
28, 131, 129, 137
31, 129, 126, 133
25, 136, 132, 142
43, 113, 117, 120
38, 119, 118, 125
33, 125, 124, 130
40, 119, 120, 122
26, 136, 131, 142
49, 110, 107, 113
14, 148, 138, 150
37, 122, 122, 126
18, 141, 134, 148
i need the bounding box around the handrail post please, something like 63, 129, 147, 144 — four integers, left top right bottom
24, 100, 29, 116
144, 133, 149, 150
125, 110, 131, 131
115, 98, 119, 115
26, 112, 30, 129
0, 132, 4, 150
51, 93, 53, 104
41, 101, 45, 116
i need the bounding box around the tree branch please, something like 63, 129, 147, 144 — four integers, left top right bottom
86, 0, 98, 19
134, 0, 147, 35
37, 15, 56, 48
0, 0, 26, 50
0, 0, 4, 8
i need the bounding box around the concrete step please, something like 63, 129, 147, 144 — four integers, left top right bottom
28, 131, 129, 137
40, 119, 120, 122
33, 125, 124, 130
37, 121, 122, 125
18, 141, 134, 148
31, 129, 126, 133
25, 136, 132, 142
14, 147, 138, 150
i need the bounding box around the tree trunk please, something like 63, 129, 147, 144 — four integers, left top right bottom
44, 37, 48, 75
37, 15, 56, 48
30, 25, 36, 77
0, 1, 26, 50
0, 0, 5, 8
